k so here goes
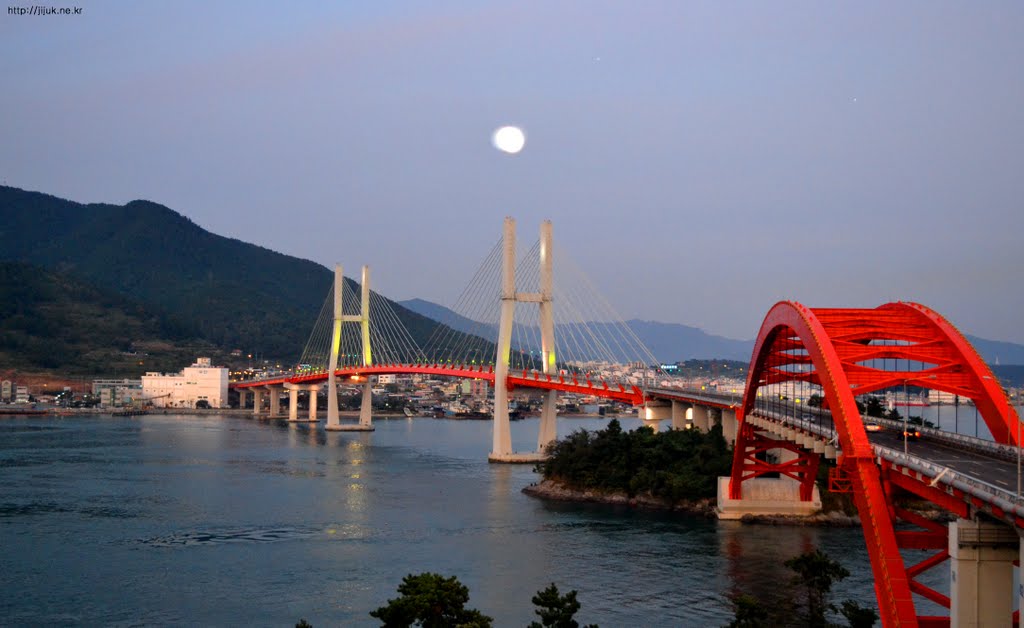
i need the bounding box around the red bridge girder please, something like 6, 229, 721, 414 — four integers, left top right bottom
231, 363, 644, 405
731, 301, 1020, 628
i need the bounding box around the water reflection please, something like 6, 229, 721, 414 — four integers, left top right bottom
719, 522, 818, 607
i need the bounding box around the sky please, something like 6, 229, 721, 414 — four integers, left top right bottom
3, 1, 1023, 343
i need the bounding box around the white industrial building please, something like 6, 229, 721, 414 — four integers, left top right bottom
141, 357, 229, 408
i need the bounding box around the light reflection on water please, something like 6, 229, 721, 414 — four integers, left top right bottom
1, 414, 892, 626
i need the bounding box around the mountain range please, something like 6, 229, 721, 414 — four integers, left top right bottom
2, 185, 1022, 381
399, 298, 753, 362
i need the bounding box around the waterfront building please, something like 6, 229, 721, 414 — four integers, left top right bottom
92, 379, 143, 407
14, 386, 29, 404
460, 379, 489, 398
929, 389, 959, 404
1, 380, 12, 402
141, 357, 229, 408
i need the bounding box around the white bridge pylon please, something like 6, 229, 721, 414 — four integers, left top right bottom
490, 217, 557, 463
325, 264, 374, 432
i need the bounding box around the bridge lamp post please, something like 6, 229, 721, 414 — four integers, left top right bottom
903, 379, 909, 454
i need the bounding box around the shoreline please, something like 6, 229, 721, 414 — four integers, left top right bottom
522, 479, 864, 526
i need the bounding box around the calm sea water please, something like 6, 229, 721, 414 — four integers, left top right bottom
2, 414, 895, 626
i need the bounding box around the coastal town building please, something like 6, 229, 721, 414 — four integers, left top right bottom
92, 379, 143, 407
141, 357, 229, 408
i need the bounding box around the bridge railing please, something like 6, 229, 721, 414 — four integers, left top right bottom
875, 446, 1024, 520
862, 414, 1018, 462
752, 408, 1024, 521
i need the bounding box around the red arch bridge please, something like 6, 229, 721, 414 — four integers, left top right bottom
232, 220, 1021, 627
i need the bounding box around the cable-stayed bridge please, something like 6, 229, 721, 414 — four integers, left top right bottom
232, 218, 1023, 627
235, 218, 664, 461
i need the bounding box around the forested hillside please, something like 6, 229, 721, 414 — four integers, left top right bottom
0, 186, 466, 370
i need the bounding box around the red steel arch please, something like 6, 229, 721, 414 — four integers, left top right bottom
729, 301, 1019, 627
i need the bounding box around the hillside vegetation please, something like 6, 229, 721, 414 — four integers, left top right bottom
0, 185, 475, 371
0, 262, 225, 375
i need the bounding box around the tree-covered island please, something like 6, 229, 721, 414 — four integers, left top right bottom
525, 419, 734, 514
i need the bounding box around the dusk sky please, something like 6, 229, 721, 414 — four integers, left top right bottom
3, 2, 1022, 343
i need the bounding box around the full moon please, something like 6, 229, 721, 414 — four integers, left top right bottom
492, 126, 525, 154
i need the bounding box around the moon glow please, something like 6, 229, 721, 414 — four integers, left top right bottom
492, 126, 526, 154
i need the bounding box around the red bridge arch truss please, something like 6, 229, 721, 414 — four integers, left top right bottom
730, 301, 1019, 628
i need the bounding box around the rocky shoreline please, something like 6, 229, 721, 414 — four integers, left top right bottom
524, 479, 956, 527
522, 479, 862, 526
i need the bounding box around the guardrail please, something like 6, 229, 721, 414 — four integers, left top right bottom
752, 408, 1024, 525
865, 414, 1018, 462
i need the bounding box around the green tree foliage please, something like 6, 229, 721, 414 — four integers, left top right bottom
528, 583, 598, 628
862, 397, 885, 418
785, 549, 850, 627
839, 601, 879, 628
725, 594, 771, 628
295, 620, 313, 628
537, 419, 733, 501
369, 573, 493, 628
726, 549, 875, 628
0, 261, 217, 374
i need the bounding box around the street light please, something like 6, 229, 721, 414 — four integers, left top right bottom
903, 379, 909, 454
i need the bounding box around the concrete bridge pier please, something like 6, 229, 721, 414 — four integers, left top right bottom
537, 389, 557, 453
283, 383, 301, 422
671, 401, 690, 430
237, 389, 249, 411
691, 405, 710, 432
265, 384, 283, 418
324, 380, 374, 431
252, 388, 264, 417
948, 518, 1017, 627
307, 385, 320, 422
644, 400, 671, 431
721, 408, 738, 446
356, 378, 375, 431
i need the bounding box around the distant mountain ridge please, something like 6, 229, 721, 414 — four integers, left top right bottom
400, 298, 1024, 367
400, 298, 754, 362
2, 185, 1021, 376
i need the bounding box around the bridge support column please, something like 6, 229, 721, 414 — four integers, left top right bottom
326, 263, 343, 428
237, 389, 249, 410
644, 400, 670, 432
948, 518, 1017, 628
490, 217, 517, 461
671, 401, 689, 430
284, 383, 300, 422
721, 408, 738, 446
719, 422, 821, 519
692, 405, 709, 432
266, 385, 282, 418
358, 379, 374, 429
537, 390, 557, 453
252, 388, 263, 416
307, 385, 319, 421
